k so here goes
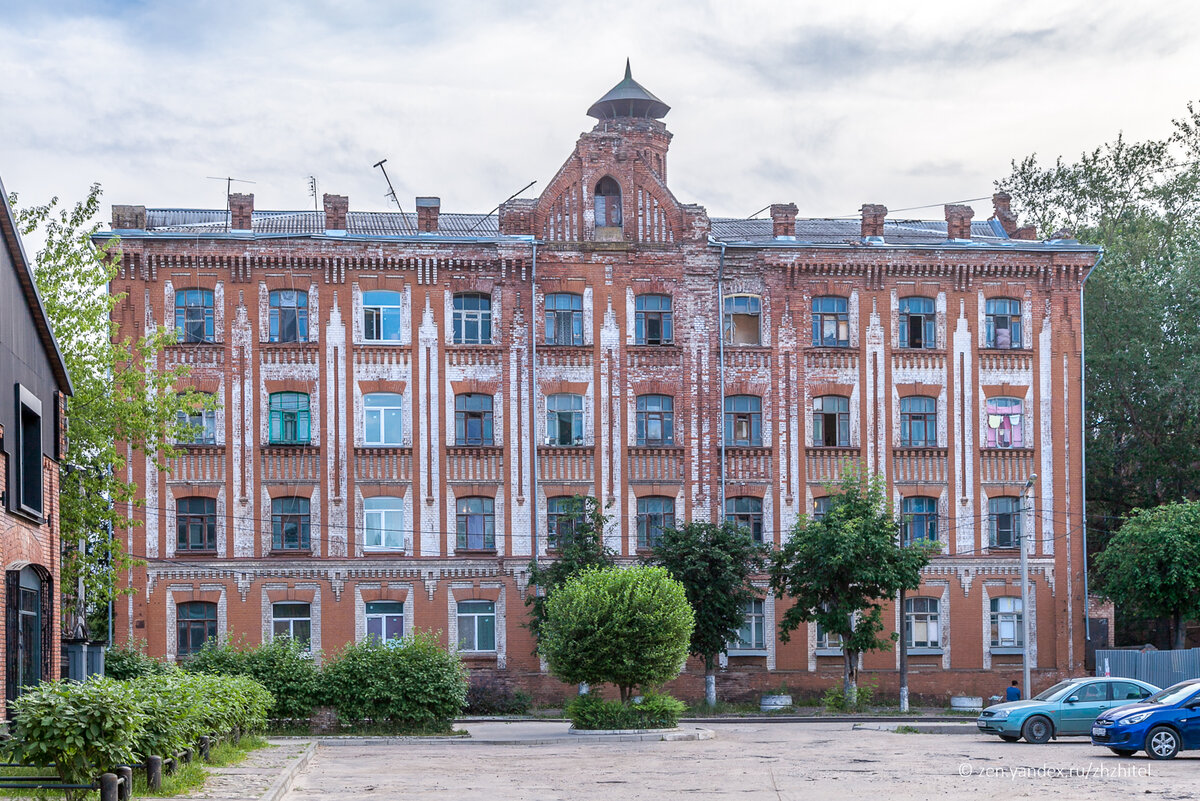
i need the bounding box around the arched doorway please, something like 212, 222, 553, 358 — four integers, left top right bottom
5, 564, 52, 701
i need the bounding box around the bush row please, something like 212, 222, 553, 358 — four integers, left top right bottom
565, 690, 685, 730
2, 673, 271, 789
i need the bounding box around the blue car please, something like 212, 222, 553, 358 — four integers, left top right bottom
1091, 678, 1200, 759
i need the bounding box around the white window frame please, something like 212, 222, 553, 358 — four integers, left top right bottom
362, 290, 404, 343
730, 598, 766, 653
364, 496, 406, 551
363, 392, 404, 446
905, 597, 941, 650
365, 600, 404, 643
456, 600, 497, 652
271, 602, 312, 649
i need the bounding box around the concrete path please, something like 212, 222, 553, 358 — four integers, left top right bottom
315, 720, 712, 745
155, 739, 314, 801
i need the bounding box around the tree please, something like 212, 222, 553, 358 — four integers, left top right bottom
998, 104, 1200, 563
8, 185, 208, 638
540, 565, 693, 702
768, 469, 936, 705
525, 495, 616, 649
648, 521, 766, 707
1093, 500, 1200, 650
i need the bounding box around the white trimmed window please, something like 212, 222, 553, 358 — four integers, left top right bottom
733, 598, 766, 651
364, 392, 403, 446
365, 601, 404, 642
364, 496, 405, 551
904, 597, 940, 648
271, 602, 311, 649
990, 597, 1023, 647
457, 600, 496, 652
363, 290, 404, 342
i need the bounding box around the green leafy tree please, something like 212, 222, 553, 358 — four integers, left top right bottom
1093, 500, 1200, 649
8, 185, 209, 638
998, 105, 1200, 561
525, 495, 616, 649
648, 521, 766, 707
769, 469, 936, 705
540, 565, 694, 702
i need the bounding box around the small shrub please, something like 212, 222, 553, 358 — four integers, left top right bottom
464, 674, 533, 715
822, 681, 876, 712
567, 690, 685, 730
187, 637, 319, 719
105, 640, 172, 679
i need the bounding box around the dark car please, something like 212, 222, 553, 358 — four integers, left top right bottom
1091, 678, 1200, 759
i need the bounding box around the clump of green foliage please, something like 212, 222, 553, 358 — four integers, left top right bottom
566, 690, 686, 730
186, 636, 321, 719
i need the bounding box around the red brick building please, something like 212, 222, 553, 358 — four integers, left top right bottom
1, 173, 70, 712
97, 66, 1099, 701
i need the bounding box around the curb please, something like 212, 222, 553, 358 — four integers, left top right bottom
310, 727, 715, 745
261, 741, 317, 801
852, 722, 981, 735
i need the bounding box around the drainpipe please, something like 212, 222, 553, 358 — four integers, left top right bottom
716, 241, 728, 516
530, 240, 540, 568
1080, 248, 1102, 653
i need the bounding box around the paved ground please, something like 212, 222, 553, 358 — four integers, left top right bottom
283, 721, 1197, 800
158, 740, 313, 801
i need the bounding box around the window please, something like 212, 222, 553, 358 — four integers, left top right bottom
812, 296, 849, 347
899, 297, 936, 349
816, 621, 843, 650
546, 393, 584, 446
990, 596, 1023, 647
637, 496, 675, 549
176, 601, 217, 657
724, 395, 762, 446
457, 600, 497, 652
635, 395, 674, 446
901, 496, 938, 545
723, 295, 761, 345
365, 601, 404, 643
175, 289, 214, 343
456, 497, 495, 550
900, 396, 937, 447
594, 176, 622, 228
985, 397, 1024, 448
363, 290, 404, 342
813, 396, 850, 447
269, 289, 308, 343
985, 298, 1022, 349
272, 602, 311, 648
364, 496, 405, 551
364, 392, 403, 446
454, 394, 494, 446
268, 392, 311, 445
988, 496, 1021, 549
271, 496, 311, 551
12, 567, 43, 693
15, 386, 42, 516
725, 496, 764, 543
546, 496, 583, 550
812, 497, 831, 520
452, 293, 492, 345
734, 598, 766, 651
176, 397, 216, 445
545, 293, 584, 345
176, 497, 217, 551
1111, 681, 1152, 702
635, 294, 673, 345
904, 597, 940, 649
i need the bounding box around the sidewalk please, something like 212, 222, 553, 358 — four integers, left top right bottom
153, 739, 315, 801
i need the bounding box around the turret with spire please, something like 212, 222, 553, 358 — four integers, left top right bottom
586, 59, 671, 120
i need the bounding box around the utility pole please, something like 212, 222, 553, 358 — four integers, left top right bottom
1020, 473, 1037, 700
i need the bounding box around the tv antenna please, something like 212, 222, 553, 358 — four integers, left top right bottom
372, 159, 415, 234
465, 180, 538, 233
306, 175, 319, 212
206, 176, 256, 231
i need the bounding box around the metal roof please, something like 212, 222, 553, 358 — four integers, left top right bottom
142, 209, 500, 238
586, 60, 670, 120
709, 217, 1009, 245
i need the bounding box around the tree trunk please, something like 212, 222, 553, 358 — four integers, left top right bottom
843, 650, 856, 708
705, 655, 717, 707
899, 588, 909, 712
1174, 612, 1187, 650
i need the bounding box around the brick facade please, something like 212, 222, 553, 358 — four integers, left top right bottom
98, 68, 1098, 703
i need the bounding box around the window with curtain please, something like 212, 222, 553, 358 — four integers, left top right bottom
985, 397, 1024, 448
990, 597, 1023, 647
901, 496, 938, 545
904, 597, 940, 648
733, 598, 765, 651
457, 600, 497, 651
812, 296, 849, 347
364, 496, 405, 551
271, 602, 311, 648
985, 298, 1022, 349
544, 293, 584, 345
456, 497, 495, 550
365, 601, 404, 642
547, 393, 584, 445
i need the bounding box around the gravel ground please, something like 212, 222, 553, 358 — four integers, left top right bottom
283, 721, 1196, 800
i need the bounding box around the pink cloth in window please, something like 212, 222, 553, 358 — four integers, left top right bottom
986, 402, 1023, 447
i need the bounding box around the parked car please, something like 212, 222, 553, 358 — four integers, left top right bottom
1090, 678, 1200, 759
976, 677, 1159, 743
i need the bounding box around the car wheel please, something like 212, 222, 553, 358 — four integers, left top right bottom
1145, 726, 1180, 760
999, 735, 1020, 743
1022, 716, 1052, 744
1108, 748, 1136, 757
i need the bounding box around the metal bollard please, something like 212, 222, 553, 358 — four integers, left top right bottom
99, 773, 119, 801
147, 755, 163, 792
198, 735, 211, 761
116, 765, 133, 801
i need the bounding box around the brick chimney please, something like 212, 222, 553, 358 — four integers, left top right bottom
499, 198, 536, 236
323, 193, 349, 234
111, 204, 146, 230
860, 204, 887, 239
229, 193, 254, 232
945, 204, 974, 240
416, 197, 440, 233
990, 192, 1018, 236
770, 203, 798, 238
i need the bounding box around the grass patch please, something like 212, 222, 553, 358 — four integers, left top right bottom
893, 725, 921, 734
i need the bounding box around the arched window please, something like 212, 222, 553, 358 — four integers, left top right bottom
724, 395, 762, 446
456, 497, 495, 551
636, 395, 674, 446
177, 601, 217, 656
176, 496, 217, 551
723, 295, 761, 345
455, 394, 494, 445
637, 496, 675, 549
363, 290, 403, 342
901, 496, 938, 545
725, 496, 764, 543
985, 397, 1024, 448
594, 176, 622, 228
904, 597, 940, 648
175, 288, 214, 343
813, 396, 850, 447
269, 289, 308, 343
269, 392, 310, 445
453, 293, 492, 345
899, 296, 935, 349
545, 293, 584, 345
990, 596, 1023, 647
985, 298, 1022, 349
364, 496, 405, 551
364, 392, 403, 446
635, 294, 673, 345
547, 393, 584, 446
812, 296, 849, 347
988, 496, 1021, 549
271, 496, 311, 551
900, 396, 937, 447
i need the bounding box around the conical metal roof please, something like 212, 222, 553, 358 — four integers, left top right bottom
586, 60, 670, 120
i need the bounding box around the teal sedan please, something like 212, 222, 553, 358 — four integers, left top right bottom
976, 677, 1160, 743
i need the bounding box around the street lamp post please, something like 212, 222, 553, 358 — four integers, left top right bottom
1020, 474, 1037, 700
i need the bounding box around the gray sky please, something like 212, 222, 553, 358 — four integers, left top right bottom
2, 0, 1198, 228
